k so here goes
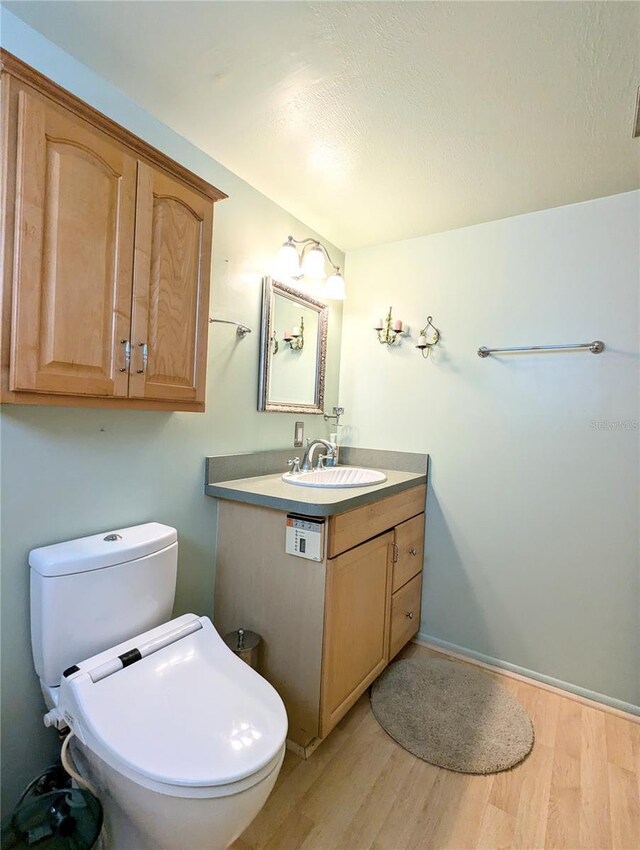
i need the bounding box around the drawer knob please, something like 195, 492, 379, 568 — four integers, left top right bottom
409, 548, 417, 556
405, 611, 414, 619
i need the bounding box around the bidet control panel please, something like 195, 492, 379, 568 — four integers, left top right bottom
285, 514, 325, 562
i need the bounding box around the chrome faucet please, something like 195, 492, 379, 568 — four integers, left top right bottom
301, 438, 336, 471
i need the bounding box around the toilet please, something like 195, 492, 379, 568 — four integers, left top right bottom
29, 522, 288, 850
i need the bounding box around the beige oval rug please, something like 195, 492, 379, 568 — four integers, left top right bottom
371, 657, 534, 774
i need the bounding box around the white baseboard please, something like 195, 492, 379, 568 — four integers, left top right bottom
416, 631, 640, 721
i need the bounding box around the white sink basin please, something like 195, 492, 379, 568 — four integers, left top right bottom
281, 467, 387, 488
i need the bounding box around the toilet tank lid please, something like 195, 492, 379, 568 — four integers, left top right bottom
29, 523, 177, 577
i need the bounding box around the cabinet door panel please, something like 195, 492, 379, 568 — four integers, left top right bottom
129, 163, 212, 403
10, 88, 135, 396
393, 513, 425, 592
320, 531, 393, 737
389, 572, 422, 659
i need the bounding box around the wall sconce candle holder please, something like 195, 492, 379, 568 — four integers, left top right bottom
374, 307, 404, 345
416, 316, 441, 359
283, 316, 304, 351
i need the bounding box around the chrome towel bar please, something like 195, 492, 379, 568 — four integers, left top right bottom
209, 318, 252, 337
478, 341, 604, 358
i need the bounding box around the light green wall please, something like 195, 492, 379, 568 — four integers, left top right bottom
0, 10, 343, 814
340, 191, 640, 713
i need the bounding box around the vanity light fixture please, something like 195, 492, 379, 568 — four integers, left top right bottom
416, 316, 441, 359
374, 307, 404, 346
283, 317, 304, 351
275, 236, 346, 300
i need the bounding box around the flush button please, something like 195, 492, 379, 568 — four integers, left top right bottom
103, 533, 122, 542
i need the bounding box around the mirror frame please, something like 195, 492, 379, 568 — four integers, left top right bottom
258, 276, 328, 414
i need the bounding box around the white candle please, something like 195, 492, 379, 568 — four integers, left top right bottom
283, 329, 292, 340
374, 318, 384, 330
292, 325, 301, 337
393, 319, 403, 332
418, 334, 427, 347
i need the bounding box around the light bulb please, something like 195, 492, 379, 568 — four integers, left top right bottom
325, 272, 346, 300
276, 240, 300, 278
301, 244, 326, 278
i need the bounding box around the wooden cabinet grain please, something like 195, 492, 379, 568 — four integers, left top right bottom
389, 571, 422, 659
10, 87, 137, 398
328, 483, 425, 558
1, 51, 225, 412
392, 513, 425, 592
320, 532, 393, 737
129, 163, 212, 404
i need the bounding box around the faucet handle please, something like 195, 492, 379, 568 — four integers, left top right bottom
316, 454, 328, 471
288, 457, 301, 475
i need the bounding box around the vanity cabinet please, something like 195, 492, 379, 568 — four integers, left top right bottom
214, 482, 426, 753
0, 51, 225, 412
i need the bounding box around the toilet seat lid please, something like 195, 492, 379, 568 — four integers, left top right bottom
61, 616, 288, 790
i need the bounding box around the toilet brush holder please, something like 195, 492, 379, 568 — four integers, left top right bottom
224, 628, 261, 671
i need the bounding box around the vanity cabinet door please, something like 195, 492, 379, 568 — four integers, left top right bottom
320, 531, 393, 738
128, 162, 213, 405
9, 87, 136, 397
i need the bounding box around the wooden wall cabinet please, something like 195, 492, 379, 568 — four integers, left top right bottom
1, 51, 225, 412
214, 483, 426, 753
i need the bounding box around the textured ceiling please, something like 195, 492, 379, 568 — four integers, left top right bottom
4, 1, 639, 250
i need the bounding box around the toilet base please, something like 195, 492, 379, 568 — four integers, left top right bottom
72, 739, 285, 850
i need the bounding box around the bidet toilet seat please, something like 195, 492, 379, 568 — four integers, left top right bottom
58, 615, 288, 799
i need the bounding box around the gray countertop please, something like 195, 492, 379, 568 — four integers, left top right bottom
205, 467, 426, 517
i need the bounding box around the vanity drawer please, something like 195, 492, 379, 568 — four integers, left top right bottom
389, 572, 422, 659
393, 513, 425, 592
328, 484, 426, 558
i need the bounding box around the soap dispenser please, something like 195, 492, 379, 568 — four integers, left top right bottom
328, 432, 339, 466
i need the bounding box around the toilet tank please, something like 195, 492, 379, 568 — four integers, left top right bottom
30, 522, 178, 687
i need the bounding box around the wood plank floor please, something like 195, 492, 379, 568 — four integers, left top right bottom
233, 643, 640, 850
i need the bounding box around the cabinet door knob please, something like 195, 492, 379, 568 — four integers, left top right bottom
405, 611, 414, 619
409, 548, 417, 556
